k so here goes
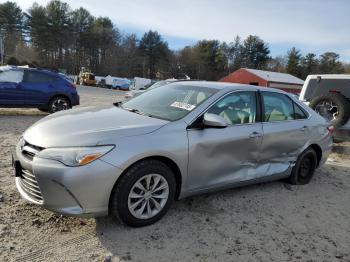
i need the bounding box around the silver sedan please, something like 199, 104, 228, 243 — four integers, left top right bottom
14, 81, 333, 227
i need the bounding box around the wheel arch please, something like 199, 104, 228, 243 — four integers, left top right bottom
110, 156, 183, 204
309, 144, 322, 167
48, 94, 72, 107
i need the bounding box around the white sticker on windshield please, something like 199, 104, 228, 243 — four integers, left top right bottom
170, 101, 195, 111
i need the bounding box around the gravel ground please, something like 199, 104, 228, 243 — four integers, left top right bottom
0, 87, 350, 262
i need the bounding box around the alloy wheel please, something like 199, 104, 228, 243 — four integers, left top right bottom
52, 99, 69, 112
127, 174, 169, 220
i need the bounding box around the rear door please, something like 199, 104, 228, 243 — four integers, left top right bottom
259, 91, 310, 175
187, 91, 263, 192
22, 70, 57, 106
0, 70, 25, 105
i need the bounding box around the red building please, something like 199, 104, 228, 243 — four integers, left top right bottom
219, 68, 304, 94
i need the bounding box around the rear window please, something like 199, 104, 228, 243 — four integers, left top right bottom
294, 103, 308, 119
262, 92, 294, 121
262, 92, 308, 121
24, 71, 57, 83
0, 70, 23, 83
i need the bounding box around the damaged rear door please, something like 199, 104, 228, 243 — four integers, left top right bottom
259, 91, 309, 176
186, 91, 263, 193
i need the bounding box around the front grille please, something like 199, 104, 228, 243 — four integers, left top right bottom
19, 168, 43, 202
21, 141, 43, 161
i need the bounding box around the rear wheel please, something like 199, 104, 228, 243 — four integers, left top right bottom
309, 93, 350, 127
287, 148, 317, 185
110, 160, 176, 227
48, 96, 71, 113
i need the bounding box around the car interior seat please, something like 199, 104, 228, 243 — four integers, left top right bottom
219, 99, 250, 124
196, 92, 207, 104
266, 101, 288, 121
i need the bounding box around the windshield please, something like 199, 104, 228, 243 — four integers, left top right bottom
146, 80, 171, 90
122, 84, 218, 121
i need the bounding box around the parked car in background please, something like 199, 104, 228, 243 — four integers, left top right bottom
103, 75, 130, 90
0, 66, 79, 113
299, 74, 350, 138
14, 82, 332, 227
124, 79, 178, 99
94, 76, 106, 86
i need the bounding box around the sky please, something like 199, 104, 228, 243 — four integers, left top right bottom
14, 0, 350, 61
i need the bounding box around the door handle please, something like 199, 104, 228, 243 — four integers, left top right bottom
249, 131, 263, 138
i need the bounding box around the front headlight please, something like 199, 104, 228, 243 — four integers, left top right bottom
36, 145, 114, 166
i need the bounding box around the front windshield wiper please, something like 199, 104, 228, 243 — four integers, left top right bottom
122, 106, 155, 118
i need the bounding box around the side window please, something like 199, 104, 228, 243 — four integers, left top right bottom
24, 71, 56, 83
207, 91, 257, 125
262, 92, 294, 122
294, 103, 308, 119
0, 70, 24, 83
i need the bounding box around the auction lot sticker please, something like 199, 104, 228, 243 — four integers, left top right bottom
170, 101, 195, 111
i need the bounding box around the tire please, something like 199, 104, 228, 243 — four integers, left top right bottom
287, 148, 317, 185
48, 96, 71, 113
110, 160, 176, 227
309, 93, 350, 127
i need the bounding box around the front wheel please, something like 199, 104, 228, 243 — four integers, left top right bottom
287, 148, 317, 185
110, 160, 176, 227
48, 96, 71, 113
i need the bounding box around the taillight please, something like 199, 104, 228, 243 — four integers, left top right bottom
67, 82, 76, 89
327, 125, 334, 134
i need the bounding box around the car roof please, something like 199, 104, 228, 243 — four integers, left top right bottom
306, 74, 350, 80
173, 80, 289, 94
0, 66, 58, 75
27, 68, 57, 75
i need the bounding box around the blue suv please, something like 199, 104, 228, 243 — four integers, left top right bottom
0, 66, 79, 113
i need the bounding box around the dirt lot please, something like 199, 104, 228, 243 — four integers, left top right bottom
1, 87, 350, 262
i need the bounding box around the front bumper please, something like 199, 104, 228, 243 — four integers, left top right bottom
14, 141, 122, 217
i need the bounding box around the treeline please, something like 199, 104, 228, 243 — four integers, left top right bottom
0, 1, 349, 80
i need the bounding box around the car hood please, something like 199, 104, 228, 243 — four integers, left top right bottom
23, 106, 169, 148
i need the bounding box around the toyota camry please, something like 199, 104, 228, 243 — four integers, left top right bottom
13, 81, 333, 227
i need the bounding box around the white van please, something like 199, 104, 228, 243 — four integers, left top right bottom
131, 77, 152, 90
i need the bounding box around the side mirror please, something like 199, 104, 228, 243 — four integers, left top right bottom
203, 113, 228, 128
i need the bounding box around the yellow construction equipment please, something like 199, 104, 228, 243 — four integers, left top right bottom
76, 67, 97, 86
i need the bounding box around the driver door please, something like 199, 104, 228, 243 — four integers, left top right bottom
186, 91, 263, 193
